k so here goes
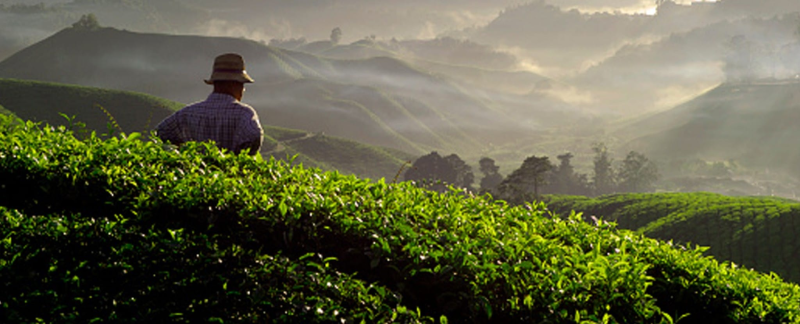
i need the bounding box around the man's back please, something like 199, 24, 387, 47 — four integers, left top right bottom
157, 93, 263, 155
155, 53, 263, 155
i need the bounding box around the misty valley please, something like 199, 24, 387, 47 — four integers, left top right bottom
3, 0, 800, 323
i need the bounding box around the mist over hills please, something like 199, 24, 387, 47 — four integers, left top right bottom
4, 0, 800, 190
5, 0, 800, 117
572, 13, 800, 114
464, 0, 800, 75
0, 26, 582, 156
0, 78, 412, 180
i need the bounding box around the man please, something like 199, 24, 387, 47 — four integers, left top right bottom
156, 53, 263, 155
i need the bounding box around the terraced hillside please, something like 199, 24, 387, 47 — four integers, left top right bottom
545, 193, 800, 283
0, 79, 414, 180
2, 115, 799, 323
0, 26, 578, 155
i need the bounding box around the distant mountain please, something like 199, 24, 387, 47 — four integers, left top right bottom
0, 78, 415, 180
465, 0, 800, 75
0, 26, 577, 155
572, 14, 799, 114
465, 1, 651, 72
621, 81, 800, 175
281, 37, 521, 72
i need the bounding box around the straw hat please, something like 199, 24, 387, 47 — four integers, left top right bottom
204, 53, 255, 84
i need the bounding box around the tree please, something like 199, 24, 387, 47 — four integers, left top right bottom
72, 13, 100, 30
444, 154, 474, 191
404, 152, 473, 192
550, 153, 575, 194
496, 155, 554, 203
330, 27, 342, 45
550, 152, 591, 195
617, 151, 659, 193
478, 157, 503, 193
592, 143, 615, 196
724, 35, 756, 83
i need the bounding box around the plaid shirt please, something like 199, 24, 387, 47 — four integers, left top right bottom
156, 93, 263, 155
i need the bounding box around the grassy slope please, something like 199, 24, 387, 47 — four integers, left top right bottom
0, 103, 15, 117
1, 116, 800, 323
0, 78, 181, 134
620, 82, 800, 174
263, 126, 415, 181
282, 134, 415, 181
545, 192, 800, 283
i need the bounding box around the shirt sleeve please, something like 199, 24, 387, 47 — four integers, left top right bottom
234, 107, 263, 155
155, 113, 184, 145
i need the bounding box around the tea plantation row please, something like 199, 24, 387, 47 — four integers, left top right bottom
544, 193, 800, 283
1, 115, 799, 323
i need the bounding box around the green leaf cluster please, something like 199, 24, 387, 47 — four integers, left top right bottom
1, 114, 799, 323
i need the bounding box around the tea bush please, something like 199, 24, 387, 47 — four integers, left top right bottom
1, 115, 799, 323
0, 207, 425, 323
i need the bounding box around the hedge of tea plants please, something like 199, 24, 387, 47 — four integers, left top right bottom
544, 193, 800, 283
1, 115, 799, 323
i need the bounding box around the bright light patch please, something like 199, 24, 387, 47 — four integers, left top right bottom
644, 6, 658, 16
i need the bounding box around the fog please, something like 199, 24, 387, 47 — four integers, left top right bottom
4, 0, 800, 196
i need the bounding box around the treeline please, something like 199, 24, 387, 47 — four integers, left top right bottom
404, 143, 659, 204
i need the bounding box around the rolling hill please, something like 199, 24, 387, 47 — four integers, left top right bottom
619, 81, 800, 175
545, 192, 800, 283
0, 26, 576, 156
0, 78, 415, 180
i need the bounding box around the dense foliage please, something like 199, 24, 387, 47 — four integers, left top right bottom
2, 115, 800, 323
545, 193, 800, 283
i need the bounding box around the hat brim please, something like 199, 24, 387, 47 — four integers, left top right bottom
204, 71, 255, 84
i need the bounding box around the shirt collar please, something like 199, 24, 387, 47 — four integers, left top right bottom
207, 92, 238, 102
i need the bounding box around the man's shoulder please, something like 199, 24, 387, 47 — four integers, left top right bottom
228, 100, 258, 117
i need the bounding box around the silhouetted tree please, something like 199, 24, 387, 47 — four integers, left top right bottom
404, 152, 473, 192
496, 155, 554, 203
724, 35, 756, 82
444, 154, 474, 191
592, 143, 615, 196
550, 152, 591, 195
617, 151, 659, 193
330, 27, 342, 45
478, 157, 503, 193
72, 13, 100, 30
